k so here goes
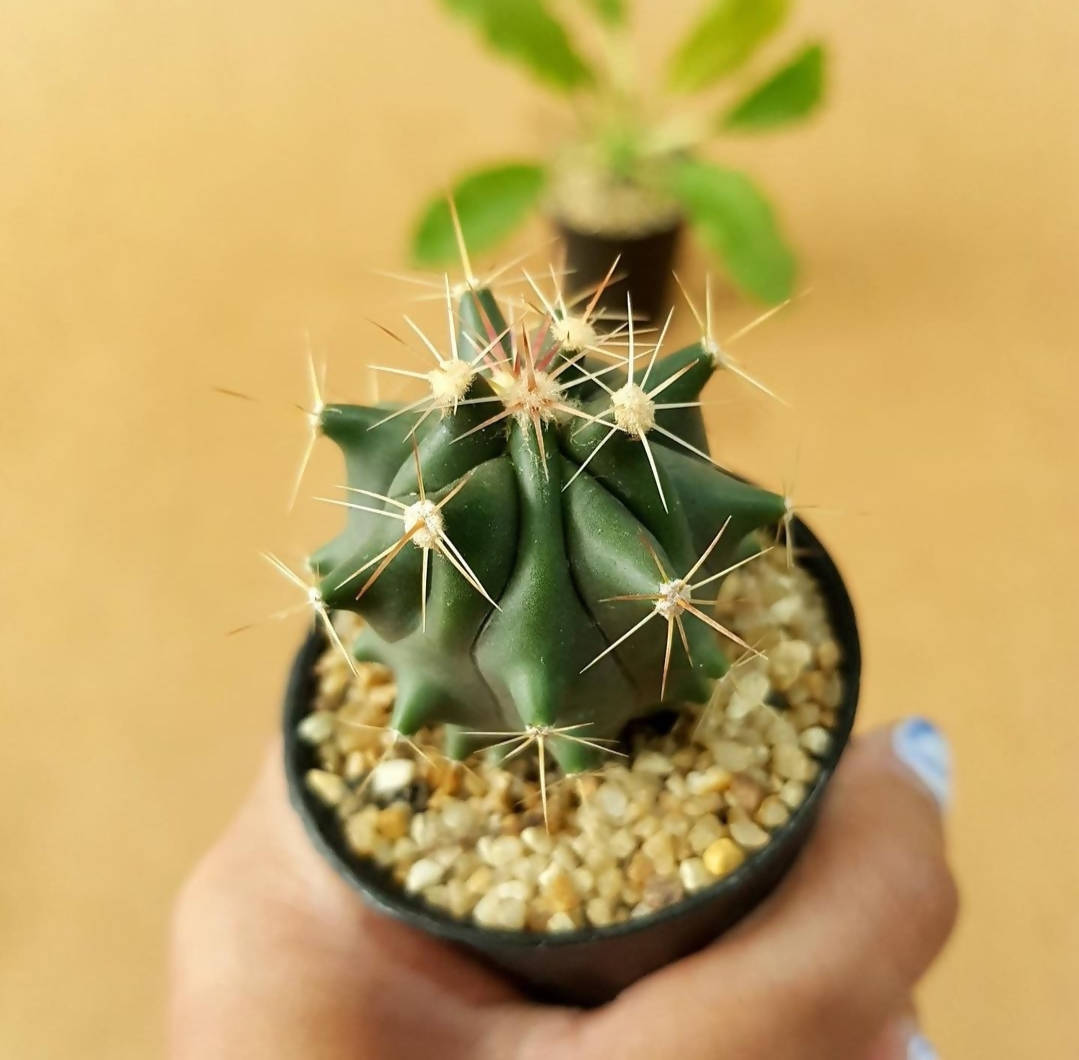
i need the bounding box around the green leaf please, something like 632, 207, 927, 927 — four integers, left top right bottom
723, 43, 825, 129
412, 162, 547, 266
668, 158, 795, 302
668, 0, 789, 91
584, 0, 626, 26
441, 0, 594, 91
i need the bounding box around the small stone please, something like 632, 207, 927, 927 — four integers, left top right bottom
817, 640, 840, 671
493, 879, 531, 902
509, 856, 542, 885
462, 769, 487, 799
428, 761, 462, 798
703, 837, 746, 877
335, 791, 363, 819
583, 845, 616, 874
633, 814, 660, 839
595, 783, 629, 820
343, 751, 367, 783
672, 747, 696, 770
596, 866, 623, 901
660, 812, 690, 838
410, 812, 442, 847
446, 879, 475, 919
405, 858, 446, 893
766, 713, 800, 748
481, 834, 522, 868
366, 683, 397, 711
473, 892, 527, 930
640, 875, 684, 911
568, 833, 594, 860
464, 865, 494, 896
756, 795, 791, 829
392, 837, 418, 862
344, 812, 377, 855
772, 744, 813, 782
570, 866, 595, 895
791, 702, 822, 730
585, 897, 614, 927
520, 826, 552, 854
376, 803, 411, 840
686, 766, 734, 795
768, 595, 802, 624
642, 830, 675, 875
539, 867, 580, 912
369, 759, 416, 799
710, 740, 755, 772
431, 843, 464, 869
679, 857, 717, 893
497, 899, 528, 930
727, 672, 770, 720
687, 817, 725, 854
498, 813, 523, 836
297, 711, 336, 745
729, 814, 771, 850
770, 640, 813, 691
800, 725, 831, 756
609, 828, 638, 859
305, 769, 347, 807
546, 912, 577, 933
626, 850, 654, 886
550, 843, 579, 871
728, 773, 766, 813
778, 779, 807, 810
370, 838, 395, 867
316, 745, 341, 772
438, 800, 476, 837
633, 751, 675, 776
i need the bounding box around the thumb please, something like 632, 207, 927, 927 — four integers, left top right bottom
572, 720, 959, 1060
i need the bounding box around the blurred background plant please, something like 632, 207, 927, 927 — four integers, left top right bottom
412, 0, 827, 307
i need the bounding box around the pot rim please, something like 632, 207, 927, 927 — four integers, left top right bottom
550, 211, 685, 243
283, 513, 860, 950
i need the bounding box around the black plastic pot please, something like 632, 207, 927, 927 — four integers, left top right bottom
554, 217, 682, 323
283, 515, 860, 1007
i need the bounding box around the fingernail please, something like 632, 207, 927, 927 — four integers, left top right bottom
892, 717, 952, 809
907, 1031, 939, 1059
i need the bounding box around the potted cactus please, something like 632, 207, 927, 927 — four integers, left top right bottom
271, 258, 859, 1005
412, 0, 827, 318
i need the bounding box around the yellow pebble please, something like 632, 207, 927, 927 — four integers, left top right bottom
376, 804, 410, 840
703, 837, 746, 878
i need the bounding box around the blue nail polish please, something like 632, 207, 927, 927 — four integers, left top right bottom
907, 1032, 939, 1059
892, 717, 952, 809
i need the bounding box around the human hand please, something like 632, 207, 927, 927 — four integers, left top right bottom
170, 721, 957, 1060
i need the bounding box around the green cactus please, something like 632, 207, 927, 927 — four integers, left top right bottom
301, 275, 786, 775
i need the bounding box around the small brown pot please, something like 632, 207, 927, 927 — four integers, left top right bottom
554, 216, 683, 323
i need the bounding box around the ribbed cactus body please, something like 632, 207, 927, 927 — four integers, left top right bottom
312, 287, 785, 771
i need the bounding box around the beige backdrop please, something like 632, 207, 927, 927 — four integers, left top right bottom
2, 1, 1077, 1056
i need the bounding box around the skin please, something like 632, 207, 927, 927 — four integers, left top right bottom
171, 725, 958, 1060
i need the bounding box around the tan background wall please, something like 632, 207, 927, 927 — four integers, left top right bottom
2, 1, 1077, 1056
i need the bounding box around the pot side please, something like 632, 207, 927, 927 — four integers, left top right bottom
554, 218, 682, 323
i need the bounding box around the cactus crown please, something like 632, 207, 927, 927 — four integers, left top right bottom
302, 267, 787, 775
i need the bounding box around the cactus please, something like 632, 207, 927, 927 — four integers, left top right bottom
298, 270, 787, 779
